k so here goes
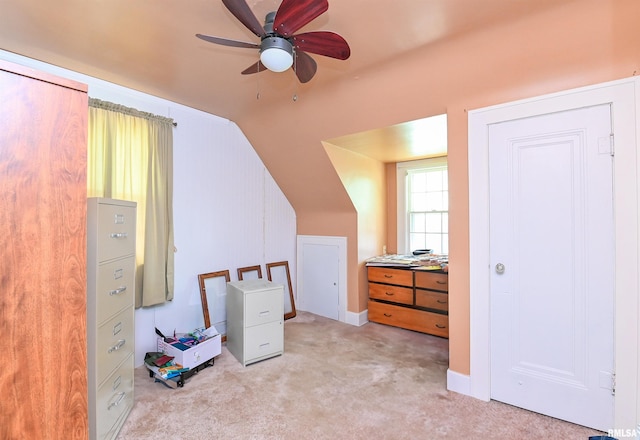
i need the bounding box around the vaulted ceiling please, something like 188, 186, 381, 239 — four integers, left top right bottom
0, 0, 576, 160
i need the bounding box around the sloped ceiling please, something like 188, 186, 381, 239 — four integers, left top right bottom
0, 0, 575, 161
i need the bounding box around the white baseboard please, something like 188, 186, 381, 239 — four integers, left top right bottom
346, 309, 368, 327
447, 369, 471, 396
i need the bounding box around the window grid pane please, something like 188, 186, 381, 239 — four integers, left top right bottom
407, 166, 448, 254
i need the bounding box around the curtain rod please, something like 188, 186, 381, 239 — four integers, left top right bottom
89, 97, 177, 127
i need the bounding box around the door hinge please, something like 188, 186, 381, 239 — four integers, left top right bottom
612, 371, 616, 396
610, 133, 615, 157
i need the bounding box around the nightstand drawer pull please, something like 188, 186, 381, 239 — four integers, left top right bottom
108, 339, 126, 353
109, 286, 127, 296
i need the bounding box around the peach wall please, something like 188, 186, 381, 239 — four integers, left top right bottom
324, 142, 387, 311
235, 0, 640, 375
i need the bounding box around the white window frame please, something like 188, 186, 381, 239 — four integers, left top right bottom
396, 156, 448, 254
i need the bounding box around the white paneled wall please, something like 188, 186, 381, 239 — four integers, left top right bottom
0, 50, 297, 367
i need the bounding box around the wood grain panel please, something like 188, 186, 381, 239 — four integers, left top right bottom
0, 61, 88, 439
367, 266, 413, 287
368, 301, 448, 338
415, 270, 448, 291
368, 283, 413, 305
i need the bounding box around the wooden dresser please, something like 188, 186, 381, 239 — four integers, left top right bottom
87, 198, 137, 439
368, 266, 449, 338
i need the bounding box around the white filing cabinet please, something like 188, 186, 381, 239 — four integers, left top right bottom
226, 280, 284, 366
87, 198, 136, 440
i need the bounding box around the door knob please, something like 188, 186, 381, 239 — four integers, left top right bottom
495, 263, 505, 274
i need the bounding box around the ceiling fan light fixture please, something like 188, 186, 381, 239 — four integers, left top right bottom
260, 37, 293, 72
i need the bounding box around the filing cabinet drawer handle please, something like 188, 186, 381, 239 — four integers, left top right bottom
108, 339, 126, 353
109, 286, 127, 296
107, 392, 126, 410
109, 232, 128, 239
259, 342, 271, 349
259, 310, 271, 317
112, 375, 122, 391
435, 324, 446, 329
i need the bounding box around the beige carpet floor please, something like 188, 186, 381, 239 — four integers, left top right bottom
117, 311, 604, 439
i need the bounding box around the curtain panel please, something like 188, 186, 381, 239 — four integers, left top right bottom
88, 98, 175, 307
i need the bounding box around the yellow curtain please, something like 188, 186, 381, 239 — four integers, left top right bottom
88, 98, 174, 307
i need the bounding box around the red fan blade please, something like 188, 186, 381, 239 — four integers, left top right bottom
222, 0, 266, 38
241, 60, 267, 75
196, 34, 260, 49
293, 31, 350, 60
273, 0, 328, 37
293, 51, 317, 83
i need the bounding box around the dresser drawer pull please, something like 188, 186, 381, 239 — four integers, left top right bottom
109, 232, 128, 239
109, 286, 127, 296
437, 299, 447, 304
436, 280, 446, 285
385, 292, 394, 296
108, 339, 126, 353
435, 324, 446, 329
384, 313, 392, 317
107, 392, 126, 410
384, 274, 393, 278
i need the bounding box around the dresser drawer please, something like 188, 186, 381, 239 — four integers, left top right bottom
368, 301, 448, 338
245, 320, 284, 364
245, 289, 284, 327
367, 267, 413, 287
96, 256, 135, 324
96, 354, 134, 440
415, 271, 448, 292
415, 290, 448, 312
369, 283, 413, 305
96, 308, 134, 385
96, 203, 136, 262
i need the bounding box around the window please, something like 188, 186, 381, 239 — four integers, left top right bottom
397, 157, 448, 255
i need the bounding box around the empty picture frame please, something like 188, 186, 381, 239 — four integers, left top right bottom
237, 265, 262, 280
266, 261, 296, 320
197, 270, 231, 337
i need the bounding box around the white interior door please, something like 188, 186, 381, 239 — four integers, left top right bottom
298, 239, 340, 320
489, 104, 615, 431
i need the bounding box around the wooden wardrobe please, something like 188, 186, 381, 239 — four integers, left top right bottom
0, 60, 89, 439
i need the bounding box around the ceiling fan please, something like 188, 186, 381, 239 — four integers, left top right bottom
196, 0, 350, 83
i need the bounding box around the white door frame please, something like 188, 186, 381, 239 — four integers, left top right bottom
466, 77, 639, 430
296, 235, 348, 323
